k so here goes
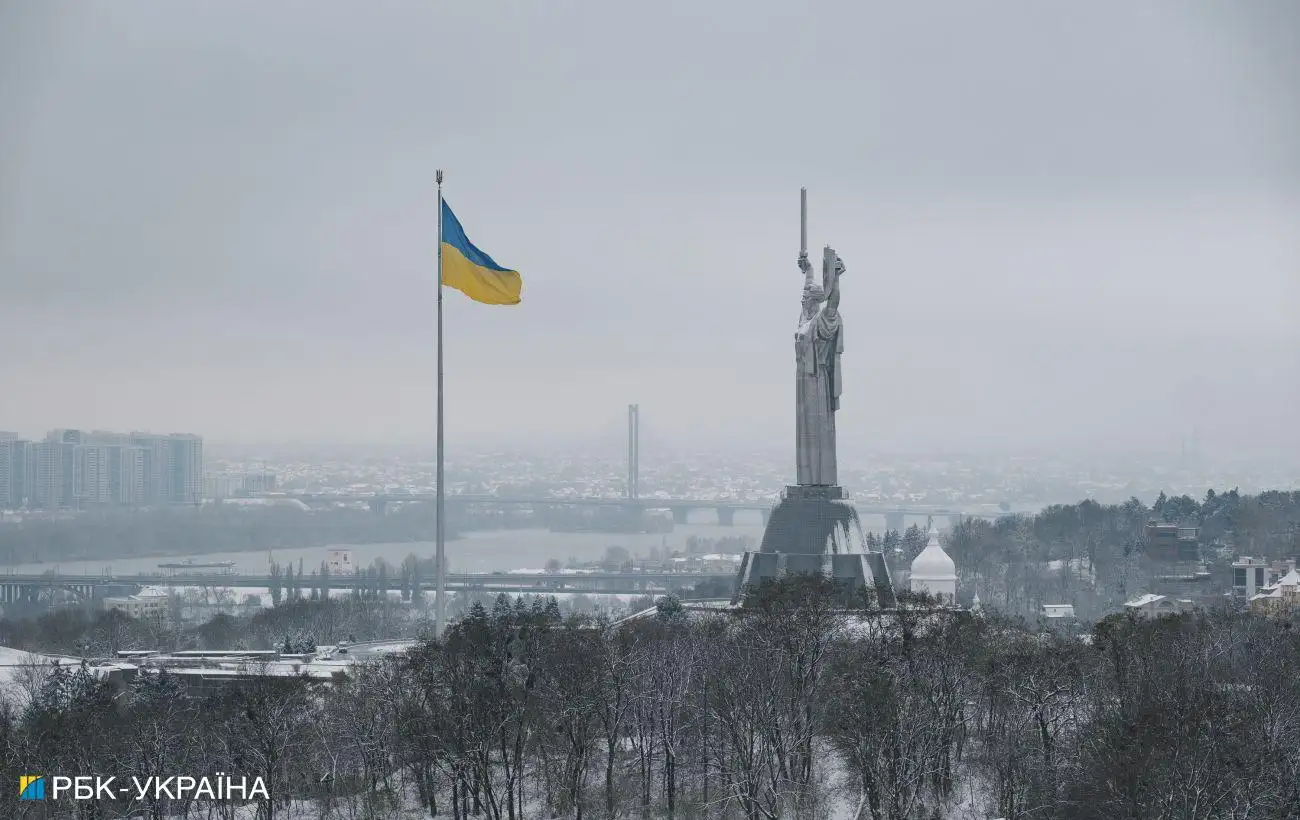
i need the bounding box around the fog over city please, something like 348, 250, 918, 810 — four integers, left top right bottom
7, 5, 1300, 820
2, 0, 1296, 461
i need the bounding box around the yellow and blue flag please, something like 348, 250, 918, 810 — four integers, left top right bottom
440, 200, 522, 305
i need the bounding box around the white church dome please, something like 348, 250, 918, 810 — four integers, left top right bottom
910, 524, 957, 581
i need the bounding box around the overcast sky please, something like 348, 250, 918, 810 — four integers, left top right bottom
1, 0, 1297, 461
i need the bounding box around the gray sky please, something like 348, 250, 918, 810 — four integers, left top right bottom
1, 0, 1297, 460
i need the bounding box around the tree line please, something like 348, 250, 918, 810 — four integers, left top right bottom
868, 489, 1300, 623
4, 577, 1299, 819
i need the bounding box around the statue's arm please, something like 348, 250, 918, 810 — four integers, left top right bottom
825, 265, 842, 313
799, 253, 816, 290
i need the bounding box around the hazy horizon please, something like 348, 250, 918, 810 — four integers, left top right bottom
3, 1, 1297, 461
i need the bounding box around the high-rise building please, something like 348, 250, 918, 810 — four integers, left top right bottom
0, 433, 17, 508
107, 444, 146, 504
0, 438, 34, 508
167, 434, 203, 503
74, 444, 111, 504
129, 433, 171, 503
81, 431, 146, 505
44, 429, 84, 509
32, 440, 64, 508
9, 428, 202, 507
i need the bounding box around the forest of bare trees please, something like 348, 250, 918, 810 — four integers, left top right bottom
4, 576, 1299, 820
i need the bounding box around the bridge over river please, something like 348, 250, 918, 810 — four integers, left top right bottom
0, 570, 738, 603
270, 492, 1012, 530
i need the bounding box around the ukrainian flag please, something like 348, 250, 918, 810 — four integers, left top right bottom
440, 200, 522, 305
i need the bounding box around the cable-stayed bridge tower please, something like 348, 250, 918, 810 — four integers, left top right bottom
627, 404, 640, 500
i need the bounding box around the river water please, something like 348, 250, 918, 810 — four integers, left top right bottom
4, 506, 1041, 578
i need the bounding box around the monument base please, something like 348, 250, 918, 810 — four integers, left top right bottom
733, 485, 895, 606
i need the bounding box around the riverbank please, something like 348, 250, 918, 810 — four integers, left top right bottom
2, 523, 770, 577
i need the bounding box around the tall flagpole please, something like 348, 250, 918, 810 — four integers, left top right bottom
435, 169, 446, 638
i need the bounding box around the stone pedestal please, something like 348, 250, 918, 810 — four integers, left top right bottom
733, 485, 895, 606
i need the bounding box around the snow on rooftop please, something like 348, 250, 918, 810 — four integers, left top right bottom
1125, 594, 1166, 608
0, 646, 89, 705
1274, 569, 1300, 587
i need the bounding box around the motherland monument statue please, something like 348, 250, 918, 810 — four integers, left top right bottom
733, 189, 896, 606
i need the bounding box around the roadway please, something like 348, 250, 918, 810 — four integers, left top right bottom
0, 570, 736, 597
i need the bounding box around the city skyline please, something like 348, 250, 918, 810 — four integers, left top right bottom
0, 428, 204, 509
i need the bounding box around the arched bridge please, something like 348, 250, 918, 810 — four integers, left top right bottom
268, 492, 1013, 529
0, 571, 743, 601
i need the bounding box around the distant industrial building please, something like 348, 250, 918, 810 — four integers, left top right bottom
204, 475, 240, 499
242, 471, 277, 495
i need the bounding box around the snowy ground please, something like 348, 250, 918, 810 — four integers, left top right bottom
0, 645, 84, 708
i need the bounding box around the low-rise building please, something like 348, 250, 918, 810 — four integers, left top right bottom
102, 589, 171, 621
327, 549, 355, 575
1232, 556, 1275, 599
1145, 523, 1200, 562
1124, 593, 1194, 619
101, 641, 416, 697
1250, 569, 1300, 615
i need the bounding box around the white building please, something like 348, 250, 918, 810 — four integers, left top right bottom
1251, 569, 1300, 615
1042, 604, 1076, 620
103, 589, 171, 621
327, 549, 355, 576
1232, 556, 1274, 599
910, 524, 957, 603
1124, 593, 1193, 619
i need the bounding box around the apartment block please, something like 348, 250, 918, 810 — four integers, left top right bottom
32, 440, 65, 508
0, 432, 14, 507
7, 440, 33, 508
5, 428, 203, 508
167, 434, 203, 503
129, 433, 171, 504
0, 433, 23, 508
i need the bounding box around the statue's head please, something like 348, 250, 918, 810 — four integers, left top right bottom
802, 283, 825, 310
